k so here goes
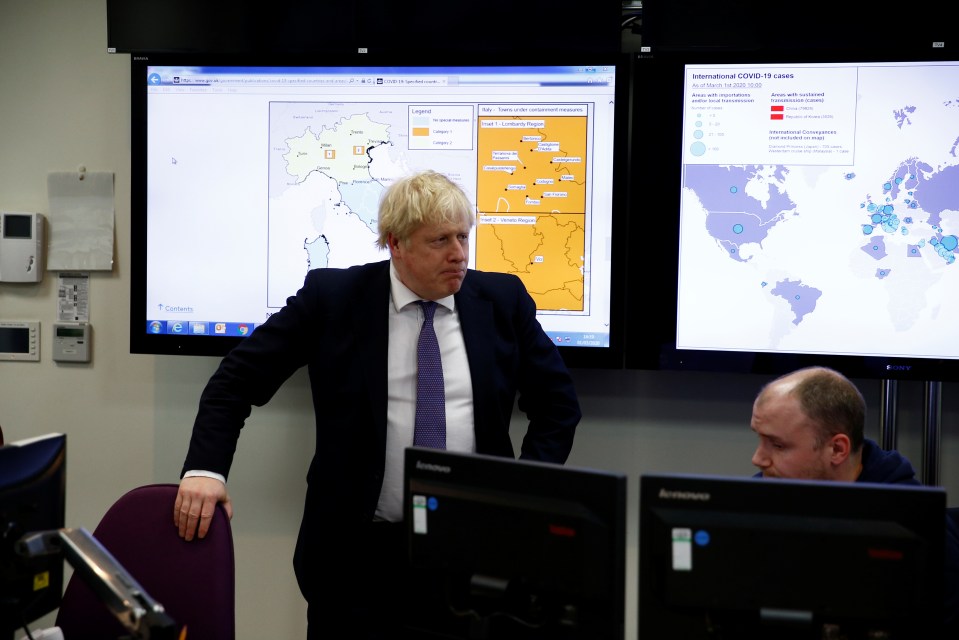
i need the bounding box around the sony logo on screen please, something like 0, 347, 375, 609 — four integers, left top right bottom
886, 364, 912, 371
658, 488, 710, 502
416, 460, 451, 474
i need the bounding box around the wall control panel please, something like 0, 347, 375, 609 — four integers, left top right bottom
0, 321, 40, 361
0, 211, 44, 282
52, 322, 91, 362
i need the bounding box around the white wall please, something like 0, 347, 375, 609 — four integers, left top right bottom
1, 2, 957, 639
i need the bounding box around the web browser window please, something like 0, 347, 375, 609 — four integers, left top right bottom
141, 62, 622, 352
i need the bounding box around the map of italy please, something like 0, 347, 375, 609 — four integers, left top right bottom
266, 102, 593, 315
475, 112, 589, 312
267, 108, 399, 308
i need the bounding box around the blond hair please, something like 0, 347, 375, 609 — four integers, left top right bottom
376, 171, 475, 248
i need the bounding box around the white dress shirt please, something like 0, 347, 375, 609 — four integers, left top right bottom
375, 261, 475, 521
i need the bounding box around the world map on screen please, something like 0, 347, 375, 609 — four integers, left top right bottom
677, 61, 959, 359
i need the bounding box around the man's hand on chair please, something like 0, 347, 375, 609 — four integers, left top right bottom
174, 477, 233, 541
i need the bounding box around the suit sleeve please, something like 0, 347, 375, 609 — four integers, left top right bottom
180, 272, 325, 479
510, 279, 582, 464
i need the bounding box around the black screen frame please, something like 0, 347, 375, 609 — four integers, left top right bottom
404, 447, 627, 639
128, 51, 631, 370
0, 433, 67, 635
625, 45, 959, 381
638, 472, 946, 640
106, 0, 621, 57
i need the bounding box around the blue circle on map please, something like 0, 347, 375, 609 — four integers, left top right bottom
942, 235, 959, 252
729, 186, 738, 194
690, 141, 706, 156
732, 223, 744, 234
862, 224, 874, 234
694, 530, 710, 546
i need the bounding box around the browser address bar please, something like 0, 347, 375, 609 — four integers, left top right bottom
168, 76, 449, 87
176, 76, 358, 86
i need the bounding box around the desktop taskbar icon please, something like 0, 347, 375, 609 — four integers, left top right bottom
145, 320, 257, 337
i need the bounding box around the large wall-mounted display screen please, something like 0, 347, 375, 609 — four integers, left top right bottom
628, 49, 959, 381
130, 54, 629, 368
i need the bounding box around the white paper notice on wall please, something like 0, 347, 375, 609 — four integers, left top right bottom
46, 170, 115, 271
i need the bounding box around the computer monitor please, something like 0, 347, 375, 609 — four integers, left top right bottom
404, 447, 627, 639
625, 46, 959, 381
639, 473, 946, 640
129, 52, 631, 369
0, 433, 66, 638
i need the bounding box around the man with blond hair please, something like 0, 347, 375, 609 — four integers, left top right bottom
173, 170, 581, 638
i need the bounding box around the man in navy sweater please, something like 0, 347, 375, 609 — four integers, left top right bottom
750, 365, 959, 635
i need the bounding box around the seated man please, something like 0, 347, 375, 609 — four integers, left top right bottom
750, 365, 959, 633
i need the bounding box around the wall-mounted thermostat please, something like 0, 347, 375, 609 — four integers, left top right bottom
52, 322, 91, 363
0, 321, 40, 361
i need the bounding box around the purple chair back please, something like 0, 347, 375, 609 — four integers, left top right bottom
55, 483, 235, 639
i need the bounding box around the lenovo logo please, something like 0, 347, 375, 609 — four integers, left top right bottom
415, 460, 451, 474
658, 488, 711, 502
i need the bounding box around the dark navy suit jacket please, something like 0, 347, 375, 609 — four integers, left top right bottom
181, 260, 581, 600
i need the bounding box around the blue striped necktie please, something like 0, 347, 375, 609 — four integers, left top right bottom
414, 301, 446, 449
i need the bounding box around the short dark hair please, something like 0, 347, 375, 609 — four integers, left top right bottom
763, 366, 866, 451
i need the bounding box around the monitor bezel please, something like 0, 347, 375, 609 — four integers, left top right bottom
403, 446, 628, 639
0, 433, 67, 635
625, 45, 959, 381
128, 51, 632, 369
638, 472, 946, 639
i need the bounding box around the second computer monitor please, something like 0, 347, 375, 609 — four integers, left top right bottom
639, 473, 946, 640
